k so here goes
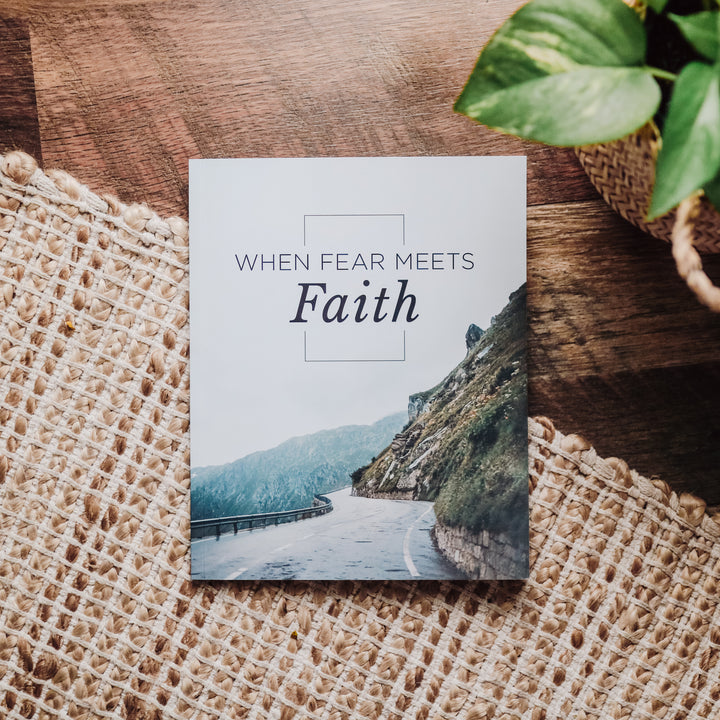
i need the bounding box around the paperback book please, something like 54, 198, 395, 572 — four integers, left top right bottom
189, 156, 527, 580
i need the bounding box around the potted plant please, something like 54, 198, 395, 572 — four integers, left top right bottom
455, 0, 720, 310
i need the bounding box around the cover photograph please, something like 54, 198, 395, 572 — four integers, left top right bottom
189, 156, 527, 580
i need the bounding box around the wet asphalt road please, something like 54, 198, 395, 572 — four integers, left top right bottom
191, 486, 467, 580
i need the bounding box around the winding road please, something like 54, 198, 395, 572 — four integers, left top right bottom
191, 487, 467, 580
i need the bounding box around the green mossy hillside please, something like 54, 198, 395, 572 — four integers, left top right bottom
353, 284, 527, 538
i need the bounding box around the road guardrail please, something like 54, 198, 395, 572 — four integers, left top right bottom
190, 494, 334, 540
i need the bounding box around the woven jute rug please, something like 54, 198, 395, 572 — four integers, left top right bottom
1, 151, 719, 720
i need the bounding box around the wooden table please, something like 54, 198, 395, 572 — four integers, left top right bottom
2, 0, 720, 503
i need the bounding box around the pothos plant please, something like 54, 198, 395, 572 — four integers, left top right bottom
454, 0, 720, 220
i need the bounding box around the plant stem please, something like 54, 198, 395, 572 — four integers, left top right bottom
645, 66, 678, 82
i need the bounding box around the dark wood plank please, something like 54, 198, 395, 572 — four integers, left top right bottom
532, 365, 720, 504
528, 201, 720, 378
528, 199, 720, 502
0, 16, 42, 161
24, 0, 594, 217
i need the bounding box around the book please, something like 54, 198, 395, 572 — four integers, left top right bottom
189, 156, 527, 580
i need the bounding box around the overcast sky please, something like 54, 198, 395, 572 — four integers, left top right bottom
189, 157, 525, 468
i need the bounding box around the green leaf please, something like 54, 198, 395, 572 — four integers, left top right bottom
649, 62, 720, 219
704, 171, 720, 212
646, 0, 670, 12
669, 12, 720, 61
455, 0, 659, 145
457, 67, 660, 146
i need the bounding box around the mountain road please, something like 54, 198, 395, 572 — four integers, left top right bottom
191, 486, 467, 580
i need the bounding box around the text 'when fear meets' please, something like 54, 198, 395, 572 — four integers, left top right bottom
234, 251, 476, 324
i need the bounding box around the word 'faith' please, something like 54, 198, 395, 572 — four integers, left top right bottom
290, 280, 419, 323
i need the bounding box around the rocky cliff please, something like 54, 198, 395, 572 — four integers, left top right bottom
352, 285, 527, 578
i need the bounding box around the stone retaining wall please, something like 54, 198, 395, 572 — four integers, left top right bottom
433, 522, 528, 579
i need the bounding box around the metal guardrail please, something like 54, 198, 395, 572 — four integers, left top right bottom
190, 494, 334, 540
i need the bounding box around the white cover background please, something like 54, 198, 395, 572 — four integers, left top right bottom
189, 157, 525, 467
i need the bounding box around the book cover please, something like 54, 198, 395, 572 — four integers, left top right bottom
189, 156, 527, 580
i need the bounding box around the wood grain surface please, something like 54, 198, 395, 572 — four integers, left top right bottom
0, 17, 41, 161
1, 0, 719, 501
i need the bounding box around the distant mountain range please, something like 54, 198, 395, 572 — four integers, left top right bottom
191, 413, 406, 521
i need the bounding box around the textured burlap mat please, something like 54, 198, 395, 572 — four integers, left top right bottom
1, 151, 719, 720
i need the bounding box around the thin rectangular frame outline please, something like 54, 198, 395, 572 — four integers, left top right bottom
302, 213, 406, 362
304, 330, 406, 363
303, 213, 405, 246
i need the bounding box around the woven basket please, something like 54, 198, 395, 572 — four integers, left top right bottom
576, 123, 720, 312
